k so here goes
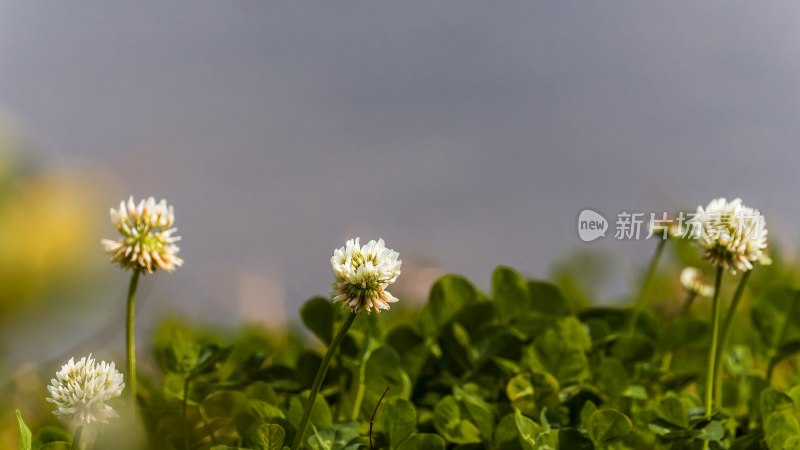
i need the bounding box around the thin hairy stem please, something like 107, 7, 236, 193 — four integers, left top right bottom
702, 267, 724, 450
680, 292, 698, 316
71, 426, 83, 450
184, 376, 192, 450
627, 238, 667, 334
126, 269, 141, 410
290, 311, 357, 450
714, 271, 751, 409
370, 385, 392, 450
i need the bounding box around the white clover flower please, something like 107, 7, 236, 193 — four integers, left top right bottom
695, 198, 769, 273
101, 196, 183, 274
331, 238, 402, 314
680, 267, 714, 297
46, 355, 125, 426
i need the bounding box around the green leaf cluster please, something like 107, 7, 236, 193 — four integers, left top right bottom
14, 261, 800, 450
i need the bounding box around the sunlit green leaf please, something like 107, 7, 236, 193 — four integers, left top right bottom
433, 396, 481, 444
383, 398, 416, 449
15, 410, 32, 450
528, 280, 571, 316
301, 297, 335, 345
514, 410, 558, 450
419, 275, 483, 337
764, 410, 800, 450
507, 373, 536, 416
587, 409, 632, 446
492, 266, 531, 323
396, 434, 446, 450
655, 397, 689, 429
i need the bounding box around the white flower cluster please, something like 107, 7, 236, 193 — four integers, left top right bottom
680, 267, 713, 297
331, 238, 402, 314
695, 198, 769, 273
46, 355, 125, 426
102, 196, 183, 274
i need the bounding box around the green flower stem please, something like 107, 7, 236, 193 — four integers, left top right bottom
714, 270, 751, 409
290, 311, 357, 450
627, 238, 667, 335
71, 426, 83, 450
350, 332, 373, 422
767, 290, 800, 381
351, 380, 366, 422
680, 291, 698, 316
703, 267, 724, 420
126, 269, 141, 410
183, 376, 192, 450
661, 292, 698, 371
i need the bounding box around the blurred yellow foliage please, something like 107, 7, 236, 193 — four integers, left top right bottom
0, 125, 103, 314
0, 120, 110, 446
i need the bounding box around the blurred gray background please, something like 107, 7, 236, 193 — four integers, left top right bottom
1, 2, 799, 362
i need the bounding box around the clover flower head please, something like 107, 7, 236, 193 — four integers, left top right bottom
680, 267, 714, 297
330, 238, 402, 314
46, 355, 125, 426
101, 196, 183, 274
695, 198, 768, 273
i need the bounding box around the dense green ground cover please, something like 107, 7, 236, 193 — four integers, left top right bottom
13, 237, 800, 450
